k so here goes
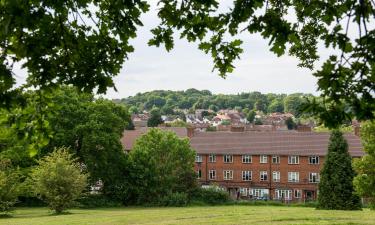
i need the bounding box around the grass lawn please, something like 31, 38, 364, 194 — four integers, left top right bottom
1, 206, 374, 225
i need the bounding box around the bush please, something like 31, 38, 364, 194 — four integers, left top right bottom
77, 194, 122, 208
160, 192, 189, 207
30, 148, 88, 213
0, 160, 21, 214
192, 187, 229, 205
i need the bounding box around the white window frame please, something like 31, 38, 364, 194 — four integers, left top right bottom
209, 170, 216, 180
272, 171, 280, 182
242, 155, 252, 163
260, 171, 268, 181
195, 154, 203, 163
223, 154, 233, 163
288, 155, 299, 164
197, 169, 202, 179
308, 156, 319, 164
288, 172, 299, 182
240, 187, 248, 196
272, 155, 280, 164
242, 171, 252, 181
251, 189, 269, 198
260, 155, 268, 164
275, 189, 292, 200
223, 170, 233, 180
208, 154, 216, 163
309, 172, 320, 183
294, 189, 302, 198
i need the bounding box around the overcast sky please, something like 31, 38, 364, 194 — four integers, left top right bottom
14, 1, 328, 99
103, 2, 321, 99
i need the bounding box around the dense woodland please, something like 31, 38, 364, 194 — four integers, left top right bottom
116, 89, 314, 117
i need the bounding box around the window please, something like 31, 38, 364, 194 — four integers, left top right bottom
242, 155, 252, 163
223, 170, 233, 180
288, 155, 299, 164
250, 189, 269, 198
195, 155, 203, 163
260, 171, 268, 181
309, 156, 320, 164
197, 169, 202, 179
294, 189, 302, 198
275, 189, 292, 200
208, 154, 216, 163
272, 171, 280, 182
288, 172, 299, 182
309, 172, 320, 183
272, 155, 280, 164
260, 155, 268, 163
223, 154, 233, 163
242, 171, 252, 181
240, 187, 248, 196
209, 170, 216, 180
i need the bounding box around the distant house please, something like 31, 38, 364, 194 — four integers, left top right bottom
131, 113, 149, 127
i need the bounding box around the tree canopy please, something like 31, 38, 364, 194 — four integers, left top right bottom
126, 128, 197, 204
1, 1, 374, 127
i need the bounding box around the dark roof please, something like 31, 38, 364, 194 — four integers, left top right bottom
190, 131, 363, 157
121, 129, 364, 157
121, 127, 187, 150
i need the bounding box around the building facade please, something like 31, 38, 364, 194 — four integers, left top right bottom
121, 127, 364, 202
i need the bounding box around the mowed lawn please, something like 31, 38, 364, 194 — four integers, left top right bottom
1, 206, 374, 225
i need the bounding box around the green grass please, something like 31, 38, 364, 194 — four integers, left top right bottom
1, 206, 374, 225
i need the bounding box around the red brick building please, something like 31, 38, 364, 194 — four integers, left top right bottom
121, 127, 364, 202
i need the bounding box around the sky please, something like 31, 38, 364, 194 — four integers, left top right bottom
13, 1, 326, 99
104, 2, 320, 99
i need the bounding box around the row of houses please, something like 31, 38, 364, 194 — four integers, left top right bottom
121, 127, 363, 202
132, 109, 297, 129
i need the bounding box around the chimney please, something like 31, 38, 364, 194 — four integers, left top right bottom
187, 126, 195, 138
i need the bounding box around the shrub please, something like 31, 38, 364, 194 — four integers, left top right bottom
160, 192, 189, 207
30, 148, 88, 213
192, 187, 229, 205
0, 160, 21, 214
77, 194, 122, 208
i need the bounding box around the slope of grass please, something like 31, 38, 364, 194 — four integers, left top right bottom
1, 206, 374, 225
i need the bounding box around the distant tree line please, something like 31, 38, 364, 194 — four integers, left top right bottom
118, 89, 314, 117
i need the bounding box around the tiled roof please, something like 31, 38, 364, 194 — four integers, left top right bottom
190, 131, 364, 157
120, 128, 364, 157
121, 127, 187, 150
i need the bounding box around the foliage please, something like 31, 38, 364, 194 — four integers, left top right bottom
127, 129, 197, 205
284, 95, 305, 115
317, 130, 361, 210
285, 117, 296, 130
166, 120, 187, 127
246, 110, 256, 123
0, 159, 21, 214
191, 187, 229, 205
77, 194, 122, 208
1, 0, 149, 107
30, 148, 88, 214
160, 192, 189, 207
122, 90, 308, 117
254, 118, 263, 125
150, 0, 375, 127
354, 120, 375, 209
220, 119, 231, 125
38, 87, 131, 197
147, 108, 163, 127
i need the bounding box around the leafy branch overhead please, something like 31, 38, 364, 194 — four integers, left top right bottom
1, 0, 374, 127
